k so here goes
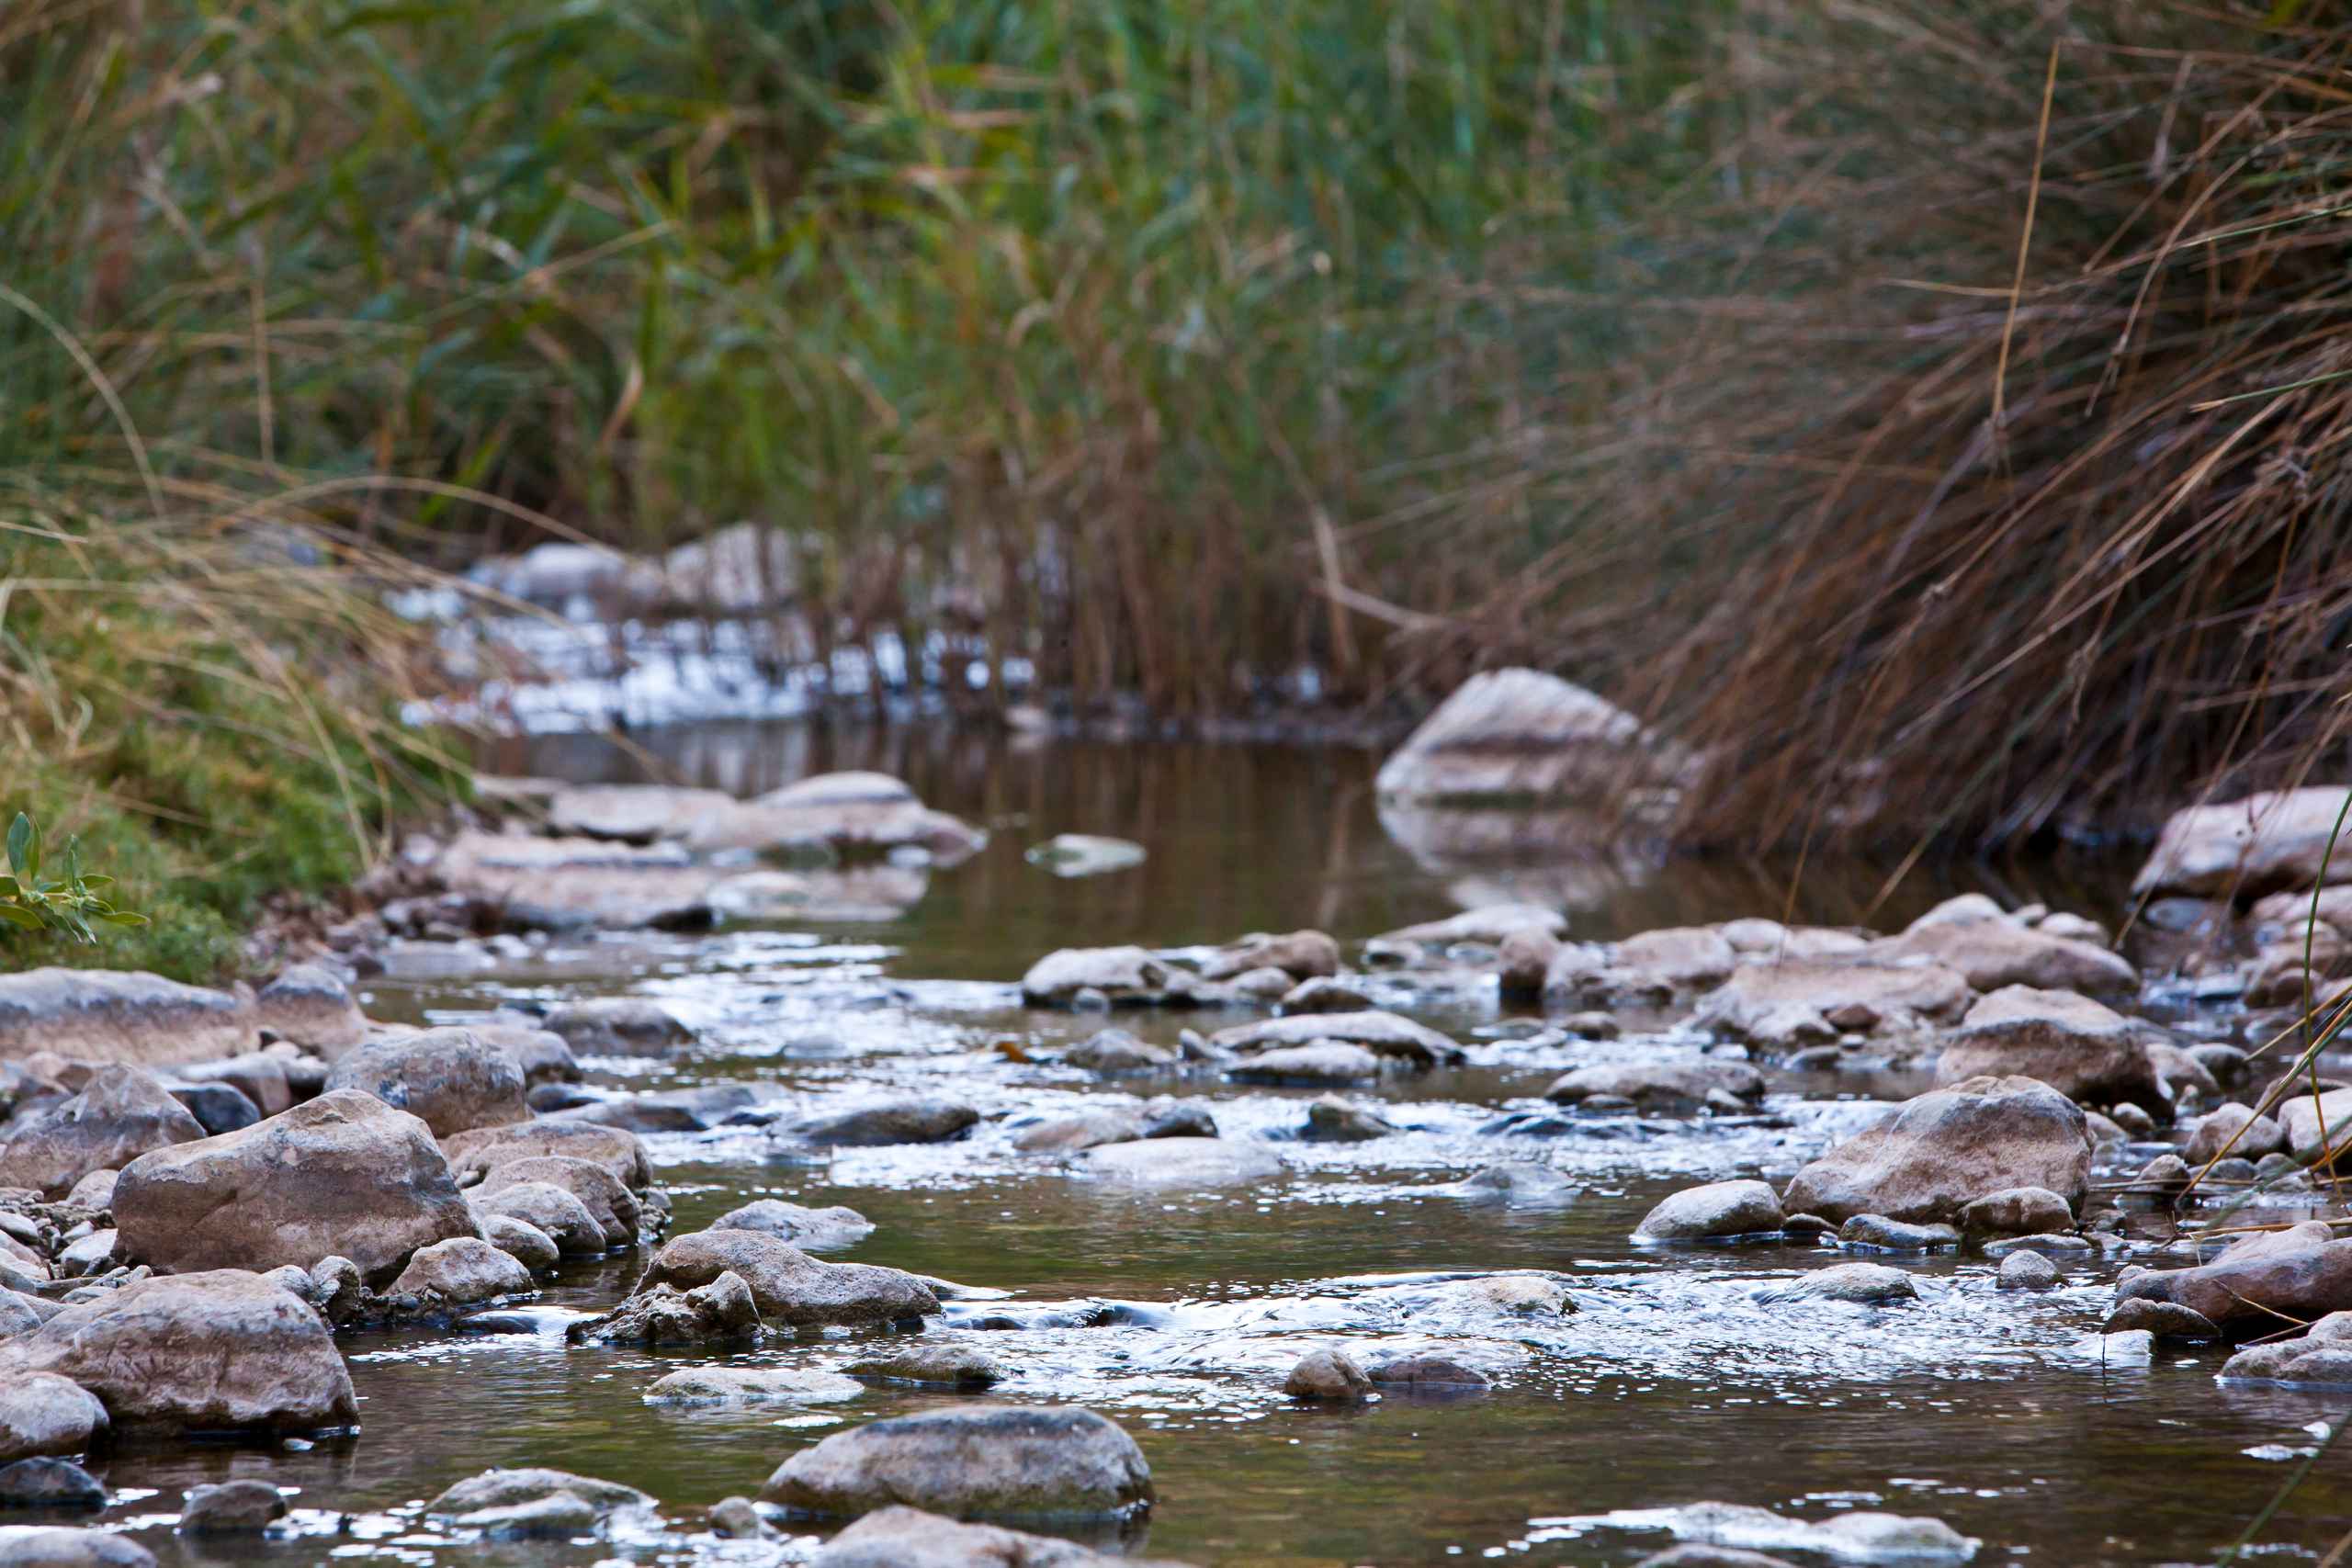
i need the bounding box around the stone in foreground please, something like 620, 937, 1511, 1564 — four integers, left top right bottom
0, 1528, 156, 1566
0, 1379, 106, 1463
763, 1406, 1154, 1522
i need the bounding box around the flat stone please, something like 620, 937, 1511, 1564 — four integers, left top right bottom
1547, 1061, 1763, 1115
1201, 931, 1340, 982
787, 1098, 978, 1148
1378, 906, 1566, 945
1754, 1263, 1919, 1305
1062, 1031, 1178, 1074
435, 830, 719, 932
1696, 959, 1974, 1049
1227, 1043, 1385, 1087
763, 1406, 1154, 1522
1873, 924, 2135, 997
426, 1468, 653, 1536
1364, 1354, 1491, 1392
1210, 1010, 1463, 1068
1838, 1214, 1960, 1252
643, 1367, 863, 1404
1070, 1137, 1285, 1189
0, 970, 254, 1069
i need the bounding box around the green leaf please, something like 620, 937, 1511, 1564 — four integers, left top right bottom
77, 874, 112, 889
100, 911, 150, 927
6, 814, 29, 879
0, 904, 43, 931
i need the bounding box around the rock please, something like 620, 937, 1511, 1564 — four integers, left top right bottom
307, 1257, 363, 1323
2245, 933, 2352, 1007
1981, 1233, 2096, 1258
844, 1345, 1005, 1390
114, 1090, 475, 1283
51, 1235, 113, 1280
1020, 948, 1204, 1009
0, 1380, 105, 1463
460, 1026, 578, 1087
1498, 930, 1562, 1001
0, 1067, 205, 1198
686, 775, 984, 864
2112, 1226, 2352, 1331
162, 1080, 260, 1136
1277, 976, 1376, 1014
0, 970, 254, 1069
641, 1231, 935, 1327
253, 965, 368, 1053
177, 1479, 285, 1534
1378, 905, 1566, 946
59, 1172, 113, 1213
570, 1271, 763, 1347
1210, 1011, 1463, 1068
1364, 1354, 1490, 1392
2148, 1042, 2221, 1106
387, 1236, 533, 1306
425, 1468, 653, 1535
2187, 1102, 2287, 1164
1695, 959, 1973, 1049
476, 1181, 607, 1257
1957, 1187, 2075, 1239
1873, 922, 2135, 996
1071, 1137, 1285, 1189
1432, 1164, 1579, 1204
441, 1119, 652, 1190
1545, 1060, 1764, 1115
1932, 986, 2167, 1120
1283, 1348, 1374, 1401
1612, 927, 1739, 992
1062, 1031, 1178, 1074
2132, 1153, 2192, 1193
435, 829, 720, 931
1781, 1075, 2092, 1224
0, 1460, 102, 1512
1302, 1097, 1396, 1142
1634, 1180, 1784, 1243
2275, 1087, 2352, 1163
476, 1156, 639, 1248
0, 1528, 155, 1566
175, 1055, 292, 1118
1023, 834, 1147, 878
643, 1366, 863, 1404
1012, 1110, 1148, 1154
1374, 668, 1678, 801
707, 1495, 772, 1540
0, 1271, 355, 1433
1227, 1043, 1385, 1087
2221, 1316, 2352, 1383
2134, 787, 2352, 898
546, 784, 735, 843
1202, 930, 1340, 982
763, 1406, 1153, 1522
478, 1214, 560, 1274
709, 1199, 876, 1250
811, 1506, 1186, 1568
1755, 1262, 1919, 1305
322, 1028, 526, 1138
1838, 1214, 1960, 1251
1998, 1251, 2059, 1291
541, 998, 696, 1055
1634, 1550, 1802, 1568
2102, 1298, 2220, 1339
1557, 1011, 1623, 1040
788, 1097, 979, 1147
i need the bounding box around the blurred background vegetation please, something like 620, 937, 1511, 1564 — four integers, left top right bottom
4, 0, 2348, 976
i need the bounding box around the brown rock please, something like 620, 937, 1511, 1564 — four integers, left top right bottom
322, 1028, 526, 1138
0, 1067, 205, 1198
643, 1230, 935, 1328
1781, 1075, 2091, 1224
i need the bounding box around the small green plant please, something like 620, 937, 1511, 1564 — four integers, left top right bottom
0, 813, 147, 944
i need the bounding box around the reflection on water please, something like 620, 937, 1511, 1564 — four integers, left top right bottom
71, 725, 2352, 1566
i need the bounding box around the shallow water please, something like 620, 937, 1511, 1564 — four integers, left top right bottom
79, 732, 2352, 1564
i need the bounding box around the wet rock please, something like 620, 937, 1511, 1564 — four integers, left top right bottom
1378, 905, 1566, 946
0, 1528, 155, 1566
2132, 1153, 2192, 1194
1695, 959, 1973, 1049
1781, 1075, 2092, 1224
1431, 1164, 1578, 1204
1998, 1251, 2059, 1291
541, 998, 696, 1055
1023, 834, 1147, 878
0, 1379, 105, 1462
1227, 1043, 1385, 1087
425, 1468, 654, 1536
643, 1366, 862, 1404
160, 1080, 260, 1137
0, 970, 254, 1069
845, 1345, 1005, 1391
1062, 1031, 1178, 1074
1634, 1180, 1784, 1243
1558, 1011, 1622, 1040
1838, 1214, 1960, 1252
253, 965, 367, 1054
1780, 1213, 1835, 1240
0, 1067, 205, 1198
1283, 1348, 1374, 1401
687, 775, 984, 864
1423, 1274, 1574, 1318
1754, 1263, 1919, 1305
2112, 1223, 2352, 1331
0, 1270, 355, 1434
1202, 930, 1340, 982
2186, 1103, 2287, 1164
2220, 1314, 2352, 1383
1374, 668, 1679, 802
643, 1231, 936, 1327
1301, 1097, 1396, 1142
1364, 1353, 1490, 1393
1279, 976, 1376, 1014
435, 829, 720, 931
2148, 1042, 2221, 1108
2103, 1298, 2219, 1339
1634, 1550, 1801, 1568
707, 1495, 773, 1540
441, 1119, 652, 1190
387, 1236, 533, 1307
0, 1460, 102, 1512
547, 784, 734, 843
476, 1156, 639, 1247
1873, 921, 2135, 997
1932, 987, 2167, 1120
1498, 929, 1562, 1002
569, 1270, 763, 1347
307, 1257, 363, 1324
1958, 1187, 2075, 1239
811, 1506, 1185, 1568
1012, 1110, 1148, 1155
2275, 1087, 2352, 1163
1021, 947, 1198, 1008
177, 1480, 285, 1534
787, 1097, 979, 1148
1611, 927, 1739, 993
1211, 1011, 1463, 1069
1072, 1137, 1284, 1189
2134, 787, 2352, 898
478, 1214, 560, 1274
1545, 1060, 1764, 1115
476, 1181, 607, 1257
114, 1090, 476, 1284
175, 1055, 292, 1119
322, 1028, 526, 1138
709, 1199, 876, 1250
763, 1405, 1154, 1522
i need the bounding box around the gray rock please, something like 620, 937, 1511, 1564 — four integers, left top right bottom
1283, 1348, 1374, 1401
425, 1468, 653, 1536
440, 1120, 653, 1190
1781, 1075, 2092, 1224
478, 1214, 560, 1274
1958, 1187, 2074, 1239
0, 1527, 157, 1566
387, 1237, 534, 1307
763, 1405, 1153, 1522
2133, 787, 2352, 899
434, 829, 719, 932
1061, 1031, 1177, 1074
475, 1156, 639, 1248
542, 998, 696, 1055
709, 1199, 875, 1250
1545, 1061, 1764, 1115
0, 1378, 105, 1463
1280, 976, 1376, 1014
1203, 931, 1340, 982
1695, 957, 1973, 1048
0, 1067, 205, 1198
1374, 668, 1679, 802
1023, 834, 1147, 879
177, 1480, 286, 1534
1997, 1251, 2059, 1291
2187, 1102, 2289, 1164
844, 1345, 1005, 1391
810, 1506, 1187, 1568
0, 969, 253, 1068
1874, 923, 2135, 997
1838, 1214, 1960, 1252
569, 1270, 763, 1347
642, 1366, 863, 1404
1755, 1263, 1919, 1305
476, 1181, 606, 1258
1012, 1110, 1148, 1155
51, 1235, 114, 1281
1071, 1137, 1284, 1189
707, 1496, 773, 1540
253, 965, 368, 1053
1021, 948, 1206, 1009
1634, 1180, 1784, 1243
175, 1055, 292, 1118
2102, 1298, 2221, 1340
641, 1231, 936, 1328
1364, 1353, 1490, 1392
1932, 986, 2166, 1120
1210, 1011, 1463, 1069
1227, 1043, 1384, 1087
0, 1460, 102, 1511
163, 1080, 260, 1136
322, 1028, 527, 1138
788, 1097, 978, 1148
1301, 1096, 1396, 1142
1434, 1164, 1579, 1204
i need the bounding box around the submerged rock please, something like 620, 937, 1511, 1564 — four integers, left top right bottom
763, 1405, 1154, 1522
643, 1365, 862, 1404
641, 1231, 936, 1328
1633, 1180, 1784, 1243
1753, 1263, 1919, 1306
177, 1480, 286, 1535
845, 1345, 1006, 1391
1781, 1075, 2092, 1224
0, 1066, 205, 1198
786, 1097, 979, 1148
811, 1506, 1188, 1568
1545, 1060, 1763, 1115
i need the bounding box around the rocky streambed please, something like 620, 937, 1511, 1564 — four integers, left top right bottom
7, 725, 2352, 1566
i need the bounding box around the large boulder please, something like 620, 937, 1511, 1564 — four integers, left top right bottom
1870, 921, 2135, 997
2134, 787, 2352, 899
1374, 668, 1679, 802
2115, 1224, 2352, 1333
812, 1506, 1187, 1568
440, 1119, 652, 1190
642, 1231, 936, 1328
1208, 1011, 1464, 1069
1695, 959, 1974, 1049
322, 1028, 526, 1138
0, 1067, 205, 1197
1932, 987, 2168, 1120
114, 1090, 476, 1283
0, 1271, 356, 1433
763, 1406, 1154, 1522
1781, 1076, 2092, 1224
0, 970, 254, 1068
0, 1378, 106, 1462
